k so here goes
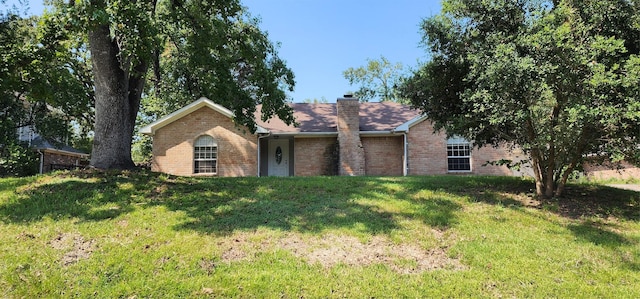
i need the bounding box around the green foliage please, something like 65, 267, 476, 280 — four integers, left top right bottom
300, 96, 329, 103
0, 12, 94, 154
131, 133, 152, 166
343, 56, 407, 103
43, 0, 296, 168
143, 2, 296, 130
401, 0, 640, 197
0, 141, 38, 177
55, 0, 296, 133
0, 172, 639, 297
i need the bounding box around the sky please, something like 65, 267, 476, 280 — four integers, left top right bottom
4, 0, 442, 102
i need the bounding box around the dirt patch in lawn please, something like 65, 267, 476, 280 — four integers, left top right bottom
218, 230, 465, 274
50, 232, 96, 266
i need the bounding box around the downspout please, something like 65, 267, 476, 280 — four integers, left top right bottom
403, 132, 408, 176
257, 133, 271, 177
393, 129, 409, 176
37, 149, 44, 174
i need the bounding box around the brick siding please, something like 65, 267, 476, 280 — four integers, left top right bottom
337, 98, 365, 176
42, 151, 87, 173
149, 101, 536, 178
294, 137, 338, 176
407, 119, 523, 175
407, 120, 448, 175
584, 159, 640, 180
362, 136, 404, 176
151, 107, 257, 177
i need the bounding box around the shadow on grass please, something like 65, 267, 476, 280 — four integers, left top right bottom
0, 171, 146, 223
0, 171, 463, 236
0, 177, 34, 193
157, 176, 462, 235
568, 221, 640, 272
2, 171, 637, 239
555, 186, 640, 220
567, 221, 633, 247
403, 176, 640, 250
422, 175, 640, 222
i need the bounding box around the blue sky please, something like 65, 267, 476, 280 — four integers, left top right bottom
5, 0, 441, 102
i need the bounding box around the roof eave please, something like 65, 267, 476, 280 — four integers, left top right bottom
359, 131, 405, 136
140, 97, 266, 135
394, 114, 428, 132
273, 132, 337, 137
36, 147, 90, 158
270, 130, 406, 137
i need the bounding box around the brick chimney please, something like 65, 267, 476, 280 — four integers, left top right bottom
337, 95, 365, 176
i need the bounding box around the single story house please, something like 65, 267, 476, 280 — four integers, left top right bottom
17, 126, 90, 174
30, 137, 90, 173
140, 96, 526, 177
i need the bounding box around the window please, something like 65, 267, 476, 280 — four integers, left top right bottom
194, 135, 217, 174
447, 137, 471, 172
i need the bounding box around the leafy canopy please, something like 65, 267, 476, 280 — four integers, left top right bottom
54, 0, 296, 131
138, 0, 296, 129
43, 0, 296, 168
401, 0, 640, 197
0, 11, 93, 176
343, 56, 407, 103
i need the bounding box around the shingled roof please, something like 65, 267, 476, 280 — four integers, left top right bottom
30, 136, 89, 157
255, 102, 422, 133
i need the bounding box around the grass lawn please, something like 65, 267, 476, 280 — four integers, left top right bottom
0, 171, 639, 298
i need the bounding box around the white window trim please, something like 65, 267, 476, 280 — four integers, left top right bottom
447, 137, 472, 173
194, 135, 218, 175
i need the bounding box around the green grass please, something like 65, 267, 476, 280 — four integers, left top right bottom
0, 171, 639, 298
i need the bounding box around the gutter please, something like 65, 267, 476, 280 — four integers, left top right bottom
271, 132, 338, 138
359, 131, 405, 136
272, 131, 407, 138
38, 148, 90, 158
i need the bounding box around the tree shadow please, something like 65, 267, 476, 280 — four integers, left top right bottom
0, 172, 463, 237
417, 175, 640, 222
567, 220, 640, 272
416, 176, 640, 272
554, 186, 640, 220
0, 171, 155, 223
567, 221, 633, 248
7, 172, 637, 239
156, 176, 462, 236
356, 177, 463, 228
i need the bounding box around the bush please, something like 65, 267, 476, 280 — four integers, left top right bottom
0, 141, 38, 177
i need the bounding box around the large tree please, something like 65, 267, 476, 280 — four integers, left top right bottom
343, 56, 407, 103
55, 0, 295, 169
401, 0, 640, 198
0, 11, 93, 176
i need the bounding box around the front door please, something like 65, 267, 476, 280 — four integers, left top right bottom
268, 139, 289, 176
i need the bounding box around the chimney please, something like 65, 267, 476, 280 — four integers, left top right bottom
337, 95, 365, 176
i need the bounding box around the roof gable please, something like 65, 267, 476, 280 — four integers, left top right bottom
140, 97, 267, 135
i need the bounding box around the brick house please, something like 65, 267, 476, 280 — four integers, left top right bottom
140, 96, 526, 177
17, 126, 89, 174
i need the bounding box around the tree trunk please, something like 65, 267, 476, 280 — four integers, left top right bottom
544, 143, 556, 198
545, 105, 561, 198
555, 128, 589, 197
88, 24, 141, 169
530, 148, 545, 197
555, 162, 575, 198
